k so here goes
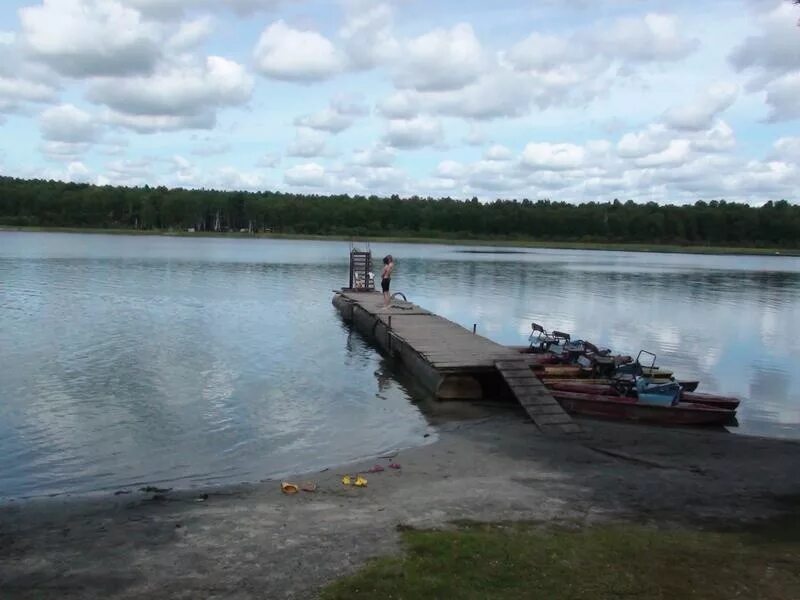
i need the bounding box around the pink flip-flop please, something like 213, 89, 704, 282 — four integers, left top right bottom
388, 463, 401, 470
367, 464, 385, 473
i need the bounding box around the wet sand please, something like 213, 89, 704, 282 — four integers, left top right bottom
2, 409, 799, 599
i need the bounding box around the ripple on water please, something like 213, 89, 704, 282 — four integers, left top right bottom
1, 233, 799, 498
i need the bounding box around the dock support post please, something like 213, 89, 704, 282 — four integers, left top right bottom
388, 316, 392, 330
472, 324, 476, 334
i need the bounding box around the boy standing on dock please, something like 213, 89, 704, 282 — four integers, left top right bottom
381, 255, 394, 308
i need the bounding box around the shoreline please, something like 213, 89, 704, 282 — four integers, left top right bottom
3, 410, 799, 599
2, 225, 798, 257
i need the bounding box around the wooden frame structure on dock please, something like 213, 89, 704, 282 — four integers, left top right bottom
332, 291, 581, 437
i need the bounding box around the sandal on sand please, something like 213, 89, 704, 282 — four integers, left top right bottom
367, 464, 385, 473
388, 463, 402, 470
300, 482, 317, 492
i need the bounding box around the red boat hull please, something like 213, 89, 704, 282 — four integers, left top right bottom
543, 381, 740, 410
549, 390, 736, 426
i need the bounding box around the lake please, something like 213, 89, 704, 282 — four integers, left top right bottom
1, 232, 799, 499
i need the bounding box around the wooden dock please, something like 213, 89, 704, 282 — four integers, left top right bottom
333, 291, 581, 437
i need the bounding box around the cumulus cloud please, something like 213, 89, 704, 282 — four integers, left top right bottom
383, 116, 443, 149
617, 124, 671, 159
254, 20, 342, 81
295, 95, 368, 133
40, 104, 99, 143
763, 73, 800, 122
394, 23, 486, 92
521, 142, 586, 171
377, 91, 421, 119
729, 2, 800, 122
89, 55, 253, 132
691, 120, 736, 153
167, 16, 214, 51
288, 128, 328, 157
773, 136, 800, 164
128, 0, 286, 18
485, 144, 513, 162
591, 13, 698, 63
352, 144, 395, 167
20, 0, 161, 77
663, 83, 738, 131
340, 0, 399, 69
284, 162, 328, 187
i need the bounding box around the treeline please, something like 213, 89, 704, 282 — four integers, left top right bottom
1, 176, 799, 247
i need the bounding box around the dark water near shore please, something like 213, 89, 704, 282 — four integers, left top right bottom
1, 232, 799, 499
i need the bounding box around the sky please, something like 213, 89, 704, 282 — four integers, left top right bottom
0, 0, 799, 204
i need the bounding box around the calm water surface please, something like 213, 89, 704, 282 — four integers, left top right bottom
1, 232, 799, 499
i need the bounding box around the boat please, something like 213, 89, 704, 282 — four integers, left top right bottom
542, 380, 738, 410
549, 390, 736, 426
541, 377, 700, 393
635, 377, 681, 407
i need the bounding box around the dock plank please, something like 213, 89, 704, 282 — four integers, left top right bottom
495, 360, 581, 437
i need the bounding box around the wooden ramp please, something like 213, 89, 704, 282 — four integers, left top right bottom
495, 359, 583, 437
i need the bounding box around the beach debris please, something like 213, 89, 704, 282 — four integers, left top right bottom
388, 463, 402, 470
114, 490, 131, 496
281, 482, 299, 494
367, 464, 385, 473
342, 475, 368, 487
300, 482, 317, 492
195, 493, 209, 502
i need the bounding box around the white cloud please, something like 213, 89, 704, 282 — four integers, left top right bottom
377, 91, 420, 119
214, 166, 265, 190
617, 124, 670, 159
505, 32, 588, 72
253, 20, 342, 82
288, 128, 328, 157
340, 0, 399, 69
395, 23, 486, 92
128, 0, 286, 18
105, 111, 214, 132
20, 0, 161, 77
383, 116, 443, 149
67, 160, 91, 181
763, 73, 800, 122
773, 136, 800, 164
167, 16, 214, 51
90, 56, 253, 132
435, 160, 466, 179
352, 144, 395, 167
521, 142, 586, 171
41, 141, 92, 160
40, 104, 99, 143
485, 144, 512, 161
663, 83, 738, 131
295, 95, 367, 133
592, 13, 698, 63
284, 162, 328, 187
634, 139, 692, 168
691, 120, 735, 153
0, 76, 56, 111
729, 2, 800, 122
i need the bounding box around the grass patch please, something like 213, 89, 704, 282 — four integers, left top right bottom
322, 520, 800, 600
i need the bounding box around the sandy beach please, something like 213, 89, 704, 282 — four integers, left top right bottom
2, 406, 799, 599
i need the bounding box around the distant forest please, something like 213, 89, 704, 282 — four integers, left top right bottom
1, 176, 799, 247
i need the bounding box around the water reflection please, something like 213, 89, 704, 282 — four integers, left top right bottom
1, 232, 799, 500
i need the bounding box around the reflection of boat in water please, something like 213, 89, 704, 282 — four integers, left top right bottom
550, 390, 737, 426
